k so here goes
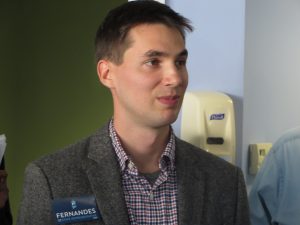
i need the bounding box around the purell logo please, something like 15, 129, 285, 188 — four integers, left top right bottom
71, 200, 77, 209
210, 113, 225, 120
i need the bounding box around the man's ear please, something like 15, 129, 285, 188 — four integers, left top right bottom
97, 60, 114, 88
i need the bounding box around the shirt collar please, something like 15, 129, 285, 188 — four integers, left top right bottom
109, 119, 176, 173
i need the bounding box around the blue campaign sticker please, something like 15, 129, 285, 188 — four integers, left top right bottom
52, 195, 101, 224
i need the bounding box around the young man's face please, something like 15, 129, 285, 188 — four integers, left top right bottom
106, 23, 188, 129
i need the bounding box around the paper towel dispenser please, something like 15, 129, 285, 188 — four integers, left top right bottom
180, 91, 236, 164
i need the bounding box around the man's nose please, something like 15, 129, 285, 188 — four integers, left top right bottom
162, 64, 186, 87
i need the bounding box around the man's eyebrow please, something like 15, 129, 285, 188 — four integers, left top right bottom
143, 49, 188, 58
144, 50, 167, 58
178, 49, 188, 57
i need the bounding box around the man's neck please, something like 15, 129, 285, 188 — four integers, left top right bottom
113, 119, 171, 173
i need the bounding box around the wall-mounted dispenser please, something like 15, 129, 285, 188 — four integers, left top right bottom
181, 91, 236, 164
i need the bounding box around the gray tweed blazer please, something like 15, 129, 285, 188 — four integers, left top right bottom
17, 123, 250, 225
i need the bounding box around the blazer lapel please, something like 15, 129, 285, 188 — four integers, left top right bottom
81, 126, 130, 225
176, 139, 205, 225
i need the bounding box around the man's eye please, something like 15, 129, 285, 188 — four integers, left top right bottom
175, 59, 187, 67
145, 59, 160, 66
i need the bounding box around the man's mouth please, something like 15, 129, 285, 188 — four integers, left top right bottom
157, 95, 180, 106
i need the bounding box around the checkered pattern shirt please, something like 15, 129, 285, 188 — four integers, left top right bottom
109, 120, 178, 225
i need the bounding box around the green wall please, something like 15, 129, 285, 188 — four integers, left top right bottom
0, 0, 125, 222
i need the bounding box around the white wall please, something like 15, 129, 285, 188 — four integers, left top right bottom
170, 0, 300, 187
169, 0, 246, 167
243, 0, 300, 186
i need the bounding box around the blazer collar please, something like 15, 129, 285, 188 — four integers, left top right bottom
81, 124, 206, 225
176, 138, 205, 225
81, 124, 130, 225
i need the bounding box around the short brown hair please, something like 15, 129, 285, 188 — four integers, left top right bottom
95, 1, 193, 65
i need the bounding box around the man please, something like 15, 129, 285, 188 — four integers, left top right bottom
0, 158, 13, 225
249, 127, 300, 225
17, 1, 250, 225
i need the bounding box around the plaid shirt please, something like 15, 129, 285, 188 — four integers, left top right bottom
109, 120, 178, 225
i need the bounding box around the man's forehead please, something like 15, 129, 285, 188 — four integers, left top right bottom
125, 24, 186, 56
126, 23, 184, 44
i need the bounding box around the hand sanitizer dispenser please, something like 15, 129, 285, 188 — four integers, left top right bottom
181, 91, 236, 164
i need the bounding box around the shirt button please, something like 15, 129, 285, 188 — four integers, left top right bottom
128, 162, 134, 170
149, 192, 154, 200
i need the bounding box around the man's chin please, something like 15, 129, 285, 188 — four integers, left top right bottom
154, 113, 179, 128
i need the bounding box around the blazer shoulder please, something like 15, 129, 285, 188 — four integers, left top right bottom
32, 124, 110, 172
39, 139, 87, 165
